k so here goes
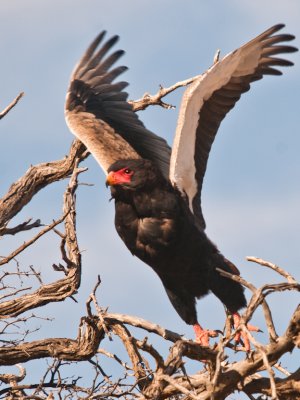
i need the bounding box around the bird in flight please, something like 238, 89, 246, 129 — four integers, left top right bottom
65, 24, 297, 349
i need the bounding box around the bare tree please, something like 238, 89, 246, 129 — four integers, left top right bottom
0, 87, 299, 400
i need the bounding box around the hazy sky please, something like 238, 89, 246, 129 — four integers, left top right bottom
0, 0, 299, 380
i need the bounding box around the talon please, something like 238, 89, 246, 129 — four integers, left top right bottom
193, 323, 218, 346
232, 312, 261, 351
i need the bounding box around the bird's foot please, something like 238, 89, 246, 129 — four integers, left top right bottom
232, 312, 261, 351
193, 323, 218, 346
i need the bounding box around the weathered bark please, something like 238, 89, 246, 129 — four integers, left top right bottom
0, 139, 88, 231
0, 317, 104, 365
244, 368, 300, 399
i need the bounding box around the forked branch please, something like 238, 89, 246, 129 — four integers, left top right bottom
129, 74, 201, 111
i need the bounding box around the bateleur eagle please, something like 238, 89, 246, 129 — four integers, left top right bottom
65, 24, 297, 348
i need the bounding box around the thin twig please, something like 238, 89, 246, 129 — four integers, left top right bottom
104, 312, 182, 343
246, 256, 297, 284
273, 362, 291, 377
129, 74, 201, 111
0, 92, 24, 120
0, 286, 31, 301
216, 268, 278, 342
135, 338, 165, 371
0, 213, 70, 266
88, 276, 112, 340
160, 374, 199, 400
97, 348, 132, 371
212, 336, 226, 389
245, 329, 278, 400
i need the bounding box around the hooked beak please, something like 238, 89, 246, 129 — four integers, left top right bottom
105, 171, 116, 187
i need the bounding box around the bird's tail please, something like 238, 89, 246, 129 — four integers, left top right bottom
209, 258, 247, 313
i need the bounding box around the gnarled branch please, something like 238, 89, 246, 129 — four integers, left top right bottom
0, 139, 88, 231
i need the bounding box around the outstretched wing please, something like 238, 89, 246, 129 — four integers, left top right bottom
65, 31, 171, 178
170, 24, 297, 229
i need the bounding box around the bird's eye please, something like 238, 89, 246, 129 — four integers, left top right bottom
124, 168, 132, 174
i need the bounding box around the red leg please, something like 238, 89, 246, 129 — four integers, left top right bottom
193, 323, 218, 346
233, 312, 261, 351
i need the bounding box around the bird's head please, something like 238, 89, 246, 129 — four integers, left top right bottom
106, 159, 165, 193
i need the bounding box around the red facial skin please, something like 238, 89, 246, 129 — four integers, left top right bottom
106, 167, 134, 186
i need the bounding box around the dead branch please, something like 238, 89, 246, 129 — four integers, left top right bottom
0, 214, 68, 266
0, 364, 26, 384
129, 75, 201, 111
130, 50, 220, 112
0, 218, 42, 236
243, 368, 300, 400
0, 163, 83, 319
160, 374, 199, 400
0, 266, 79, 319
0, 316, 104, 365
216, 267, 278, 343
246, 256, 297, 284
0, 301, 298, 398
111, 323, 151, 390
152, 307, 299, 399
0, 92, 24, 120
102, 312, 183, 343
0, 139, 88, 231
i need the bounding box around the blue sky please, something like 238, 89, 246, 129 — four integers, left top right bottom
0, 0, 299, 381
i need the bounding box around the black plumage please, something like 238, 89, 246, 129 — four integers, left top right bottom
65, 24, 297, 347
107, 159, 246, 329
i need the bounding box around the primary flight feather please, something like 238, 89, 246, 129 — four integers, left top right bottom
65, 24, 297, 348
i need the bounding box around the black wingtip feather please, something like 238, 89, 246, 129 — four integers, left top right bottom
262, 45, 298, 56
100, 66, 128, 84
259, 67, 283, 76
261, 57, 294, 67
101, 35, 120, 57
263, 34, 297, 47
88, 50, 126, 80
71, 31, 106, 79
288, 46, 298, 53
274, 23, 285, 29
86, 30, 107, 56
75, 34, 122, 80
